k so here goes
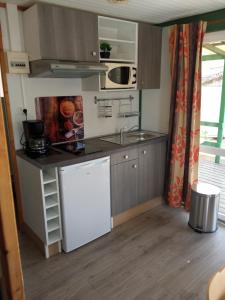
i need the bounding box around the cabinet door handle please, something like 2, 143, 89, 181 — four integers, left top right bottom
132, 164, 137, 169
143, 150, 147, 155
124, 155, 129, 160
91, 51, 97, 56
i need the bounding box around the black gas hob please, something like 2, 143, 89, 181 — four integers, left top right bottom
52, 140, 103, 156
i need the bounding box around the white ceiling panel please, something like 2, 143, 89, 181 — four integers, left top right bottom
3, 0, 225, 23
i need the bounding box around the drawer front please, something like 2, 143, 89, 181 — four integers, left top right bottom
111, 148, 138, 165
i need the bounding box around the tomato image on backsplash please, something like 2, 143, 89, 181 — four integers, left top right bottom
35, 96, 84, 143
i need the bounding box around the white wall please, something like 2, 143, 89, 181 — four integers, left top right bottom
1, 5, 170, 149
1, 6, 139, 149
141, 27, 171, 133
7, 74, 139, 149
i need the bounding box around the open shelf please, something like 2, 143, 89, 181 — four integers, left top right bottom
45, 194, 58, 208
99, 37, 135, 44
98, 16, 137, 42
100, 58, 135, 63
98, 16, 137, 64
47, 218, 60, 233
42, 169, 57, 184
46, 207, 59, 221
99, 41, 136, 62
44, 182, 58, 197
43, 176, 56, 185
48, 229, 61, 245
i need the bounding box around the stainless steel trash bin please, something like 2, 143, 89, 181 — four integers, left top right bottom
188, 182, 220, 233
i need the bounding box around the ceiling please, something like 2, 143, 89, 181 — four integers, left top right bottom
3, 0, 225, 23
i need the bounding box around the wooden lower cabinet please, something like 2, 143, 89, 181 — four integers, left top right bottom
111, 141, 166, 216
111, 159, 138, 216
138, 142, 166, 204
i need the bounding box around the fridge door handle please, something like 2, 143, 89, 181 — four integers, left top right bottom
59, 157, 110, 173
79, 162, 95, 169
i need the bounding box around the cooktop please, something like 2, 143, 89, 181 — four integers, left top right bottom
52, 140, 103, 156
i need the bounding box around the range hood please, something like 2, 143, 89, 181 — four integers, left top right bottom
29, 60, 108, 78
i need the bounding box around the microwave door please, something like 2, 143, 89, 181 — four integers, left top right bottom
107, 66, 130, 88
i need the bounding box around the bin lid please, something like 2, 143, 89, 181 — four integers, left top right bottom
192, 182, 220, 196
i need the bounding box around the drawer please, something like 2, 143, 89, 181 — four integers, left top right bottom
138, 144, 152, 156
111, 148, 138, 165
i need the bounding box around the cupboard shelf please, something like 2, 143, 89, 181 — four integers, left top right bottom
47, 219, 60, 233
44, 190, 58, 197
43, 176, 56, 184
98, 16, 137, 65
43, 169, 57, 184
99, 37, 135, 44
17, 160, 62, 258
44, 181, 58, 196
100, 58, 135, 63
46, 207, 59, 221
45, 194, 58, 208
48, 230, 61, 245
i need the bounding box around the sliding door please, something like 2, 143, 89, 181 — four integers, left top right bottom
200, 46, 225, 221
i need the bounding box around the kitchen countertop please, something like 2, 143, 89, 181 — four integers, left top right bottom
16, 131, 168, 169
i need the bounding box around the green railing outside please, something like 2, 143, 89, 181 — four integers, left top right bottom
202, 54, 225, 61
201, 58, 225, 163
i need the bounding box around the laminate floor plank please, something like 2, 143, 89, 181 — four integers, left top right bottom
20, 205, 225, 300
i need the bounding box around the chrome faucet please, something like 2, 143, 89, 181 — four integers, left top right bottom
120, 124, 139, 143
120, 126, 127, 143
127, 125, 139, 132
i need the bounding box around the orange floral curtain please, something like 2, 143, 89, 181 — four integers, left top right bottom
166, 21, 207, 209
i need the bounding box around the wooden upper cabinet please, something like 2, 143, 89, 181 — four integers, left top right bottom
23, 3, 99, 62
52, 6, 99, 62
137, 23, 162, 89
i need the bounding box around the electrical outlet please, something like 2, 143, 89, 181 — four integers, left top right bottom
23, 108, 27, 115
19, 106, 24, 113
20, 107, 28, 119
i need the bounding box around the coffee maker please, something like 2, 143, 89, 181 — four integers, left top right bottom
23, 120, 50, 157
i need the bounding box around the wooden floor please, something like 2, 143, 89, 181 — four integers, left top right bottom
20, 205, 225, 300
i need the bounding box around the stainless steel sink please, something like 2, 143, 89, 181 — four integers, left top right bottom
127, 132, 156, 140
100, 131, 159, 145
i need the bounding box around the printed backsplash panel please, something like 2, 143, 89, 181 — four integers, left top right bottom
35, 96, 84, 143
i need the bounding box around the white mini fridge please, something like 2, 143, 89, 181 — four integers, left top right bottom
58, 156, 111, 252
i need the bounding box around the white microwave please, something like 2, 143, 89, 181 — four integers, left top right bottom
101, 63, 137, 89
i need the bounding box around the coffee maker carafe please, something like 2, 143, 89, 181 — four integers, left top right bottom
23, 120, 50, 157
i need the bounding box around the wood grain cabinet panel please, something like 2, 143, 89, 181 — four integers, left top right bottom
52, 6, 99, 61
110, 141, 166, 216
137, 23, 162, 89
23, 3, 99, 62
111, 159, 138, 216
138, 141, 166, 204
37, 4, 58, 60
111, 148, 138, 165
